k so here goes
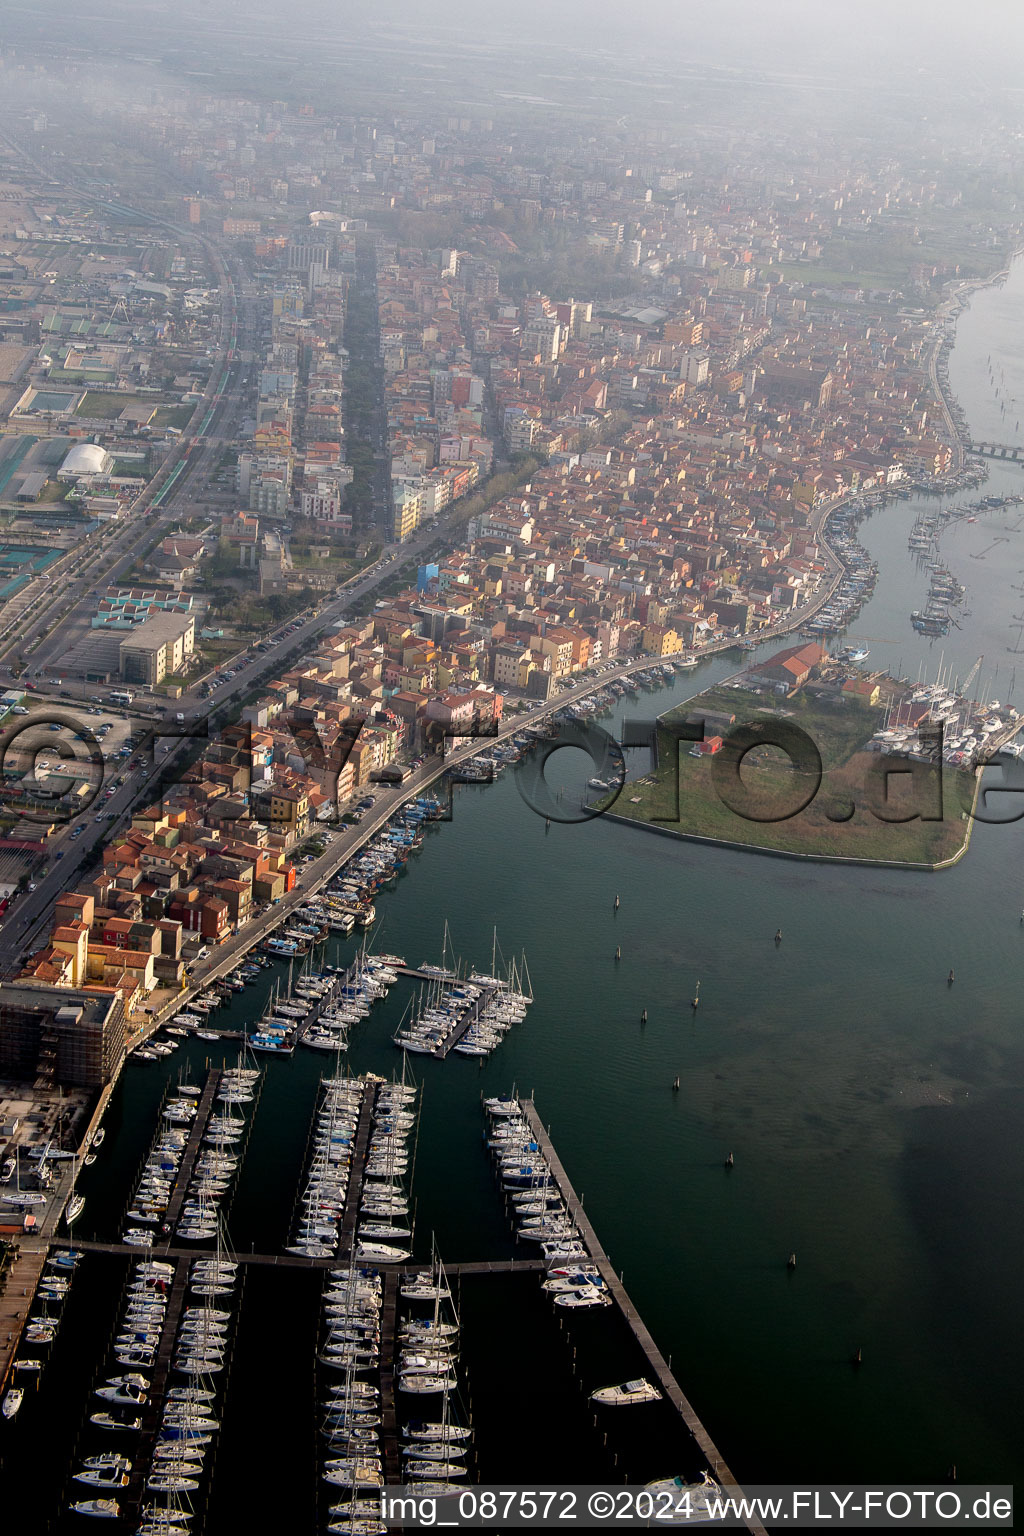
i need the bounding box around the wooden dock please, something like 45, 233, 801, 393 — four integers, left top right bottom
336, 1082, 376, 1262
0, 1153, 77, 1391
43, 1239, 546, 1276
432, 994, 486, 1058
378, 1268, 401, 1485
389, 966, 502, 1058
0, 1246, 48, 1394
518, 1100, 767, 1536
120, 1256, 188, 1526
163, 1069, 222, 1232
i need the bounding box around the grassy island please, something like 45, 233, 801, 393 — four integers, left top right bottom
606, 680, 978, 868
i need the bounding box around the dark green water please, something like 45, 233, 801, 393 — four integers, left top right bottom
7, 264, 1024, 1525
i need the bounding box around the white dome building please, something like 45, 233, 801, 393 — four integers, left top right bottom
59, 443, 114, 480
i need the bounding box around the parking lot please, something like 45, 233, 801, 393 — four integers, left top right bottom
0, 697, 152, 833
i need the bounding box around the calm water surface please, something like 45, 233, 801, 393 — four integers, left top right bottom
7, 264, 1024, 1527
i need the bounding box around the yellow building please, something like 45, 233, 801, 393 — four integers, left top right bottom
642, 624, 683, 657
51, 923, 89, 986
268, 785, 309, 837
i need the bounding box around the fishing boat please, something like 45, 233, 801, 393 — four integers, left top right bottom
590, 1378, 662, 1406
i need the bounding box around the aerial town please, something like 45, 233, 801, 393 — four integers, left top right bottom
2, 64, 1013, 994
0, 12, 1022, 1534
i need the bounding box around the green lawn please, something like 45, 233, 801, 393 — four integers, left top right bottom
75, 391, 173, 420
46, 368, 115, 384
608, 684, 975, 867
75, 391, 139, 419
152, 404, 194, 430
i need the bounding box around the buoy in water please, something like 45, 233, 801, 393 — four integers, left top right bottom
672, 1076, 680, 1091
853, 1347, 863, 1366
640, 1008, 648, 1024
725, 1152, 734, 1169
787, 1252, 797, 1270
775, 929, 783, 944
947, 968, 955, 985
613, 894, 620, 911
614, 946, 621, 962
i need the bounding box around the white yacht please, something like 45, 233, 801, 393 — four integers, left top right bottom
590, 1378, 662, 1406
90, 1412, 141, 1431
554, 1284, 613, 1309
643, 1472, 726, 1523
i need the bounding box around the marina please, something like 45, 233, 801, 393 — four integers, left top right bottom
2, 1078, 764, 1535
7, 256, 1024, 1530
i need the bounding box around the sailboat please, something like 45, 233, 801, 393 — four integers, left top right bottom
398, 1250, 462, 1411
66, 1154, 85, 1228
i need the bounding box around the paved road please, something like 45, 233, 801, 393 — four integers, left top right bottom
0, 517, 849, 980
0, 128, 243, 668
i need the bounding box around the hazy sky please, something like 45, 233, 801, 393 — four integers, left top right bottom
3, 0, 1024, 99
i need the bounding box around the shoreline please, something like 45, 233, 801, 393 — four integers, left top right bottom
929, 241, 1024, 470
599, 783, 978, 874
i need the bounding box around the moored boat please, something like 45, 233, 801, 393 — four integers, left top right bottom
590, 1378, 662, 1406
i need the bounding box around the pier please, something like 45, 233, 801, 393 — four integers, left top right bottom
433, 982, 500, 1059
0, 1247, 48, 1395
518, 1100, 767, 1536
163, 1068, 222, 1231
335, 1081, 376, 1262
390, 966, 503, 1057
290, 965, 355, 1045
8, 1075, 761, 1523
119, 1256, 189, 1526
43, 1238, 546, 1275
0, 1153, 77, 1393
378, 1269, 401, 1486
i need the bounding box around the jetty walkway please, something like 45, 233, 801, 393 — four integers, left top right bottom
519, 1099, 767, 1536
